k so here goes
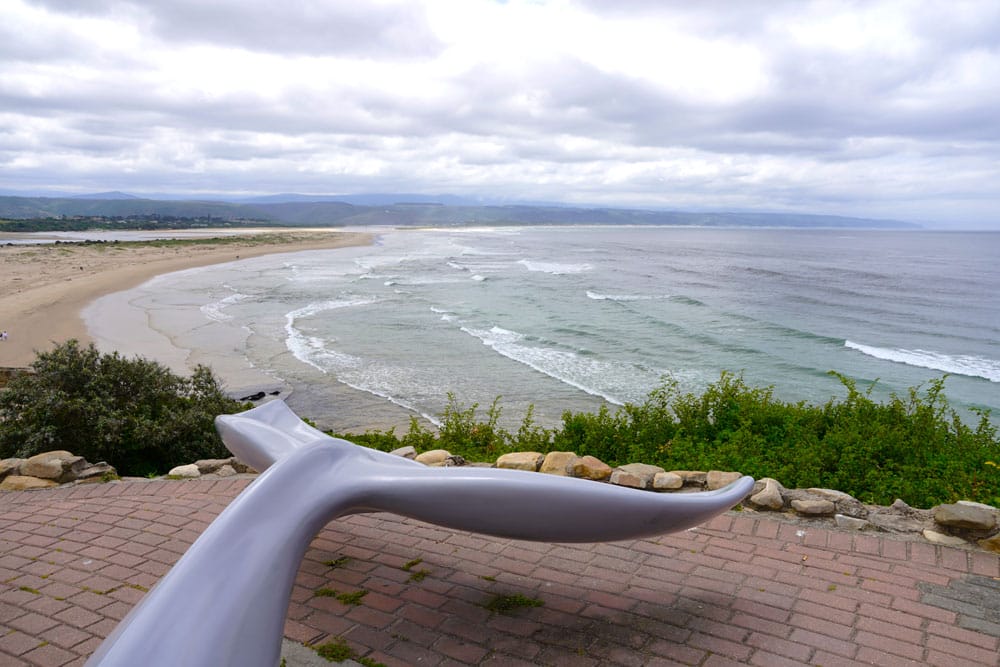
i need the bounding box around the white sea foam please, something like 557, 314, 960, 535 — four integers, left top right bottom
283, 297, 445, 422
200, 291, 251, 322
845, 341, 1000, 383
460, 325, 663, 404
518, 259, 592, 275
471, 275, 486, 282
586, 290, 668, 301
284, 299, 375, 372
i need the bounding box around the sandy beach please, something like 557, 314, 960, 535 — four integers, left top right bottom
0, 229, 372, 369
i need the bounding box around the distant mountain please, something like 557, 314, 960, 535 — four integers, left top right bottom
236, 192, 485, 206
0, 194, 920, 230
72, 191, 140, 200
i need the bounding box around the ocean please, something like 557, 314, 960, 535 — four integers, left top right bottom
85, 226, 1000, 434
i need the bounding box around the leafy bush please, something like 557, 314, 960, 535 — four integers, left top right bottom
339, 371, 999, 508
0, 340, 247, 476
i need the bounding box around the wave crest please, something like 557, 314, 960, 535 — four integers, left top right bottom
845, 341, 1000, 383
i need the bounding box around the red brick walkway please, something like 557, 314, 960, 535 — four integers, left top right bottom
2, 479, 998, 666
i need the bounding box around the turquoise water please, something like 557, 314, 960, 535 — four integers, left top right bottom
89, 226, 1000, 432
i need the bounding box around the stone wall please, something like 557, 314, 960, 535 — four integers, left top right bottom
3, 446, 998, 554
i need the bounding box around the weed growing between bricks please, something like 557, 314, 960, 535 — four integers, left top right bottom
482, 592, 545, 614
311, 636, 387, 666
314, 588, 368, 605
401, 557, 430, 582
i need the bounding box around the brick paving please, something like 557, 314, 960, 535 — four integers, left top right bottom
1, 479, 998, 666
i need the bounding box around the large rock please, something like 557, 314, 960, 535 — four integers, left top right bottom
806, 487, 868, 518
610, 463, 664, 490
0, 475, 59, 491
749, 478, 785, 510
168, 464, 201, 478
21, 451, 87, 483
415, 449, 452, 466
539, 451, 577, 476
389, 446, 417, 459
0, 458, 24, 481
791, 498, 836, 516
652, 471, 683, 490
706, 471, 742, 490
496, 452, 544, 472
568, 455, 612, 481
933, 503, 997, 531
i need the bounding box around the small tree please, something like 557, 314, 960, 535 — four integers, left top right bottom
0, 340, 247, 476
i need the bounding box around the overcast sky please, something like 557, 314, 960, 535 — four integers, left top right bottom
3, 0, 999, 228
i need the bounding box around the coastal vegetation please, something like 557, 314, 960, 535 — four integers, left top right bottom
0, 214, 266, 233
1, 341, 995, 508
343, 372, 999, 509
0, 341, 246, 476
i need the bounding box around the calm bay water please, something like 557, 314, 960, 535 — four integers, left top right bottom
87, 226, 1000, 432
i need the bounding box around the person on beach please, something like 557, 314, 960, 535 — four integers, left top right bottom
1, 331, 7, 341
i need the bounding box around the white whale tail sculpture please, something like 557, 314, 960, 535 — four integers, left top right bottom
86, 400, 754, 667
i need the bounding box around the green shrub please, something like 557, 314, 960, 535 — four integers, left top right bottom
336, 371, 999, 508
0, 340, 248, 476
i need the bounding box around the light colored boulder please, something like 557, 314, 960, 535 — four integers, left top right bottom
749, 478, 785, 510
389, 445, 417, 459
215, 465, 237, 478
0, 475, 59, 491
539, 451, 577, 476
568, 455, 612, 481
933, 503, 997, 531
496, 452, 545, 472
168, 464, 201, 478
653, 472, 683, 490
415, 449, 452, 465
706, 471, 742, 490
922, 529, 967, 547
610, 463, 664, 490
791, 499, 836, 516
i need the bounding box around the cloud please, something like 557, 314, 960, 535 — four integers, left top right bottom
1, 0, 999, 227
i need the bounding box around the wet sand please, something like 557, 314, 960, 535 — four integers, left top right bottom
0, 230, 372, 369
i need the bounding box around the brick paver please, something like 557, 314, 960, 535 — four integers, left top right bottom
1, 480, 998, 666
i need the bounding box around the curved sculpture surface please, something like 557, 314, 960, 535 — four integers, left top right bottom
86, 400, 754, 666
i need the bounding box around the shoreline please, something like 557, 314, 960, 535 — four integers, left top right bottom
0, 229, 374, 369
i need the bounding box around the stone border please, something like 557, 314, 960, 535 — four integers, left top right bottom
3, 447, 998, 554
